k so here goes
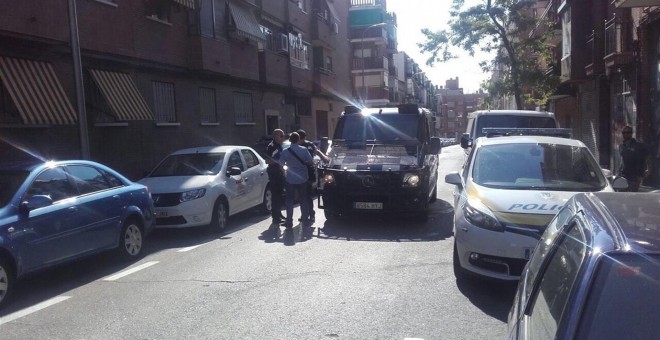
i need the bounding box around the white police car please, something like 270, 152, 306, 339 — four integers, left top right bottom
445, 128, 627, 281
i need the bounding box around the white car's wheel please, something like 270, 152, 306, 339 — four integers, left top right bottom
211, 199, 229, 232
0, 256, 15, 309
118, 219, 144, 260
261, 185, 273, 214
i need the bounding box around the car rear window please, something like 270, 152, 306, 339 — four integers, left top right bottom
575, 253, 660, 340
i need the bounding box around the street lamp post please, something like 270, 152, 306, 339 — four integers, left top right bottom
360, 22, 387, 105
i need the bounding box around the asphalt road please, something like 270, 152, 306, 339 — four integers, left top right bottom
0, 144, 517, 340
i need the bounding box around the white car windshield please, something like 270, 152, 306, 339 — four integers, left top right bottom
149, 153, 225, 177
472, 143, 607, 191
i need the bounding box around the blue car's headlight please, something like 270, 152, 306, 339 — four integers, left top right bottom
463, 199, 503, 232
180, 188, 206, 202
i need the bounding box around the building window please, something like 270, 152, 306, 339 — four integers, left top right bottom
561, 6, 571, 58
146, 1, 172, 23
199, 87, 217, 124
289, 33, 309, 69
326, 55, 333, 72
152, 81, 177, 123
233, 92, 254, 124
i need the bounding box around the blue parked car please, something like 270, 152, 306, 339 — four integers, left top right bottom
0, 160, 155, 308
507, 192, 660, 339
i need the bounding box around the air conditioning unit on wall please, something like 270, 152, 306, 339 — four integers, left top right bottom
332, 22, 339, 34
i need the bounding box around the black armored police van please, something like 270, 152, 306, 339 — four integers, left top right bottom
317, 104, 442, 221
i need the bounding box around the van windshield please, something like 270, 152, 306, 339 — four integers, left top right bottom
476, 115, 556, 138
333, 114, 419, 142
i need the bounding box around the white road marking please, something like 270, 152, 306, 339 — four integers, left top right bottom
0, 296, 71, 325
102, 261, 159, 281
177, 245, 203, 252
404, 338, 424, 340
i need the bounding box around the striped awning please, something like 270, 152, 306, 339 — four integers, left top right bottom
173, 0, 195, 9
227, 2, 266, 43
0, 56, 76, 125
89, 69, 153, 121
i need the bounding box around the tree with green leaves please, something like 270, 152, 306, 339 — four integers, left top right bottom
418, 0, 559, 109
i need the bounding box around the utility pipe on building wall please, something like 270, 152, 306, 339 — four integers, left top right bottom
69, 0, 90, 159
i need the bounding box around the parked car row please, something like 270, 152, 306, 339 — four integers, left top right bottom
0, 145, 272, 309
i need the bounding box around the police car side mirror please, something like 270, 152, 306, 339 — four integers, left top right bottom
429, 137, 442, 154
460, 133, 472, 149
445, 172, 462, 188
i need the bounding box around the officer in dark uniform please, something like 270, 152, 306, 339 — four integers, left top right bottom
296, 129, 330, 223
619, 125, 651, 192
266, 129, 286, 229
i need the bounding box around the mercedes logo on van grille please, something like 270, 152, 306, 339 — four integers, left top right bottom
362, 175, 375, 187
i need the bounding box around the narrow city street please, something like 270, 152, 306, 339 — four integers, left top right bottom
0, 145, 517, 340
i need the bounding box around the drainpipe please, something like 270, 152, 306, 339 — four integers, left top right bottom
69, 0, 90, 159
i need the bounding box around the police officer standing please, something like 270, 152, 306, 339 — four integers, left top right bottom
619, 125, 651, 192
266, 129, 286, 230
296, 129, 330, 223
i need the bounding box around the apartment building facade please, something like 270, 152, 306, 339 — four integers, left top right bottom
0, 0, 352, 179
535, 0, 660, 188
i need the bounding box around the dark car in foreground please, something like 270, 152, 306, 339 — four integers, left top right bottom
0, 160, 155, 308
508, 192, 660, 339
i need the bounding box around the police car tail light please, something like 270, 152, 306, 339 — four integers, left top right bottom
180, 188, 206, 202
403, 173, 420, 187
463, 201, 503, 232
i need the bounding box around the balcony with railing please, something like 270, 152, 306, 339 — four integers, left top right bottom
350, 0, 386, 8
356, 86, 390, 103
604, 16, 634, 69
585, 30, 605, 76
349, 26, 387, 41
530, 0, 561, 46
352, 56, 389, 71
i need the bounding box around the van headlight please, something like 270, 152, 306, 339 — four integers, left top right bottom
180, 188, 206, 202
403, 173, 420, 187
321, 172, 335, 189
463, 199, 503, 232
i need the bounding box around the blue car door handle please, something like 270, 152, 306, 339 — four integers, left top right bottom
68, 206, 78, 213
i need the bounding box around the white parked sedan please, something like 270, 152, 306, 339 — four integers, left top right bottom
139, 145, 272, 232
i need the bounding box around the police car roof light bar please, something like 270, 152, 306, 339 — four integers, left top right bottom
482, 128, 572, 138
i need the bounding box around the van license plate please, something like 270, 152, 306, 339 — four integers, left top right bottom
354, 202, 383, 209
155, 211, 169, 218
